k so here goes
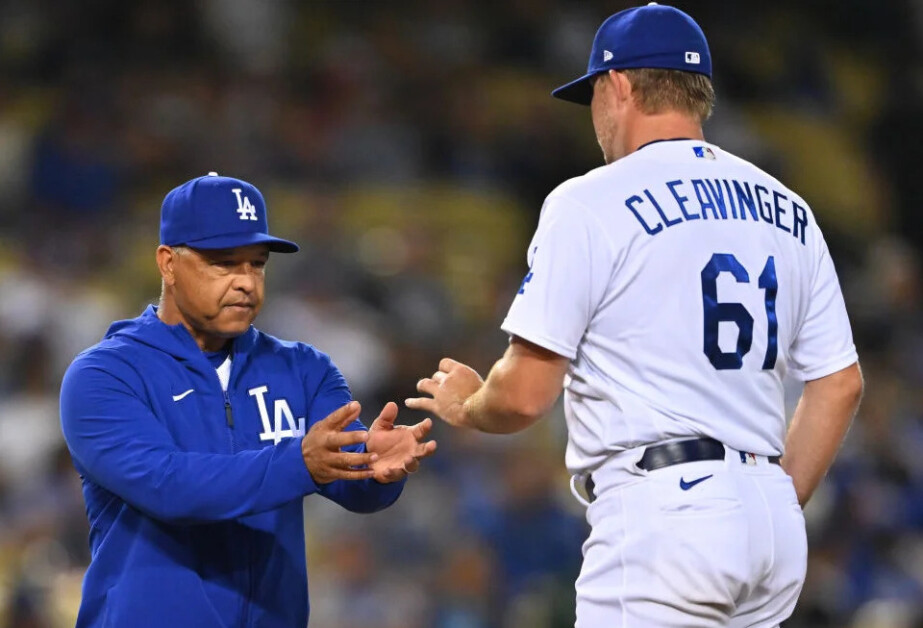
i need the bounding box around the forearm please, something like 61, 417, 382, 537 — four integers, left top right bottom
412, 338, 568, 434
462, 352, 557, 434
81, 439, 318, 524
781, 362, 863, 506
463, 378, 539, 434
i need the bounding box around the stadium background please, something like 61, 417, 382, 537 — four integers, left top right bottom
0, 0, 921, 626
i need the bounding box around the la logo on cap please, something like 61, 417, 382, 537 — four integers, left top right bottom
206, 170, 257, 221
232, 188, 258, 221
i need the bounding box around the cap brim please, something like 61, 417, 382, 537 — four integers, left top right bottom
551, 72, 596, 106
180, 231, 300, 253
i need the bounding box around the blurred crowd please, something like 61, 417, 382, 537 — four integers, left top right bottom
0, 0, 921, 626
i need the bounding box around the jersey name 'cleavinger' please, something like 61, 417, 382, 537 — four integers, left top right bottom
625, 177, 809, 244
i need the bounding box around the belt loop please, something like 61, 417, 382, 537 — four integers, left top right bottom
569, 474, 593, 508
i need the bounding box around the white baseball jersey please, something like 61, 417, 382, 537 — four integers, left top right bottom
502, 139, 857, 474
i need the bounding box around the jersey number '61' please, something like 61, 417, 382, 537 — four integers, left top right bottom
701, 253, 778, 370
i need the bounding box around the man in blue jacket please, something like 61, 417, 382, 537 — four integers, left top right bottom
60, 172, 437, 627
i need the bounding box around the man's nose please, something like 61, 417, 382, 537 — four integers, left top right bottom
232, 267, 259, 292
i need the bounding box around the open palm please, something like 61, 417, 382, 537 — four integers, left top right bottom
366, 402, 437, 483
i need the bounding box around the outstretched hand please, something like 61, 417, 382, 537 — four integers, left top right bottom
301, 401, 378, 484
366, 402, 438, 483
405, 358, 484, 428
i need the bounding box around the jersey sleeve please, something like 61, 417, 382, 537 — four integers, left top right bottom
305, 355, 405, 513
60, 354, 319, 525
788, 236, 858, 380
501, 193, 615, 359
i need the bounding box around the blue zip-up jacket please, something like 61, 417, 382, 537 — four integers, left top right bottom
60, 306, 404, 627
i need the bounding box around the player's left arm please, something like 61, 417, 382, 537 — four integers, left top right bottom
781, 361, 863, 506
407, 336, 569, 434
784, 230, 862, 505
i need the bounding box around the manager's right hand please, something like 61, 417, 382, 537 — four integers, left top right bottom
301, 401, 378, 484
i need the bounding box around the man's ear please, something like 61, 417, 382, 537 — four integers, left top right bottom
156, 245, 177, 287
611, 70, 634, 106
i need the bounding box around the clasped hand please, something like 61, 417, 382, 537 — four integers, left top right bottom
301, 401, 437, 484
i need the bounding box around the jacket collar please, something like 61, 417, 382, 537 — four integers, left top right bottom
105, 305, 257, 364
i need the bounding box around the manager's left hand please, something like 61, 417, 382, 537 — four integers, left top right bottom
366, 402, 437, 483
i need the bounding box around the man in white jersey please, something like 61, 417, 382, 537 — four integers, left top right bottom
407, 3, 863, 627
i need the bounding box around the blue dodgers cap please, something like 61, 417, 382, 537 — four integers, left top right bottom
160, 172, 299, 253
552, 2, 711, 106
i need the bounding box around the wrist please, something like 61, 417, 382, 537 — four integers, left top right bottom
460, 392, 483, 430
457, 395, 471, 428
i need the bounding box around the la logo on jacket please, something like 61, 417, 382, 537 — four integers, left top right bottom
248, 385, 306, 444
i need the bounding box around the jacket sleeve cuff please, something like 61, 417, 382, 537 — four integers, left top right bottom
281, 438, 319, 496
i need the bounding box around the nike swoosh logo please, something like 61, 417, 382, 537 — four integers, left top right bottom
679, 474, 713, 491
172, 389, 195, 402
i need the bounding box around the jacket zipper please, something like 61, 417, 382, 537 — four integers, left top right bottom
222, 377, 247, 623
223, 390, 234, 427
223, 389, 237, 453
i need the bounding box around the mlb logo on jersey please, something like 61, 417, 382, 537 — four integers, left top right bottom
740, 452, 759, 466
693, 146, 716, 160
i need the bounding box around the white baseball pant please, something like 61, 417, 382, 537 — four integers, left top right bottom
572, 442, 807, 627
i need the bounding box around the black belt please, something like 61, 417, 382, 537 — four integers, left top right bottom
584, 437, 781, 502
639, 436, 726, 471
